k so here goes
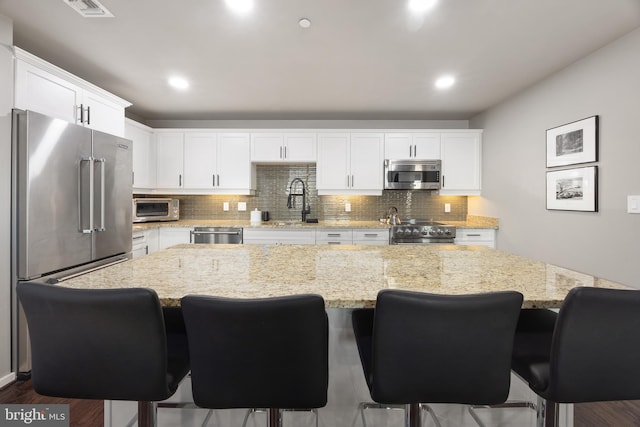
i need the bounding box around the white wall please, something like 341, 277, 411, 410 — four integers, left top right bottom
470, 27, 640, 288
0, 13, 14, 386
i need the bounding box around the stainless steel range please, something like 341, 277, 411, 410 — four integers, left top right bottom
390, 220, 456, 244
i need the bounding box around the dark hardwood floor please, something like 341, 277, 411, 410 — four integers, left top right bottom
3, 379, 640, 426
0, 379, 103, 427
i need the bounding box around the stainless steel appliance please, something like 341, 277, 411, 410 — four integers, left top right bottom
11, 109, 133, 374
384, 159, 441, 190
132, 198, 179, 222
190, 227, 243, 244
389, 220, 456, 244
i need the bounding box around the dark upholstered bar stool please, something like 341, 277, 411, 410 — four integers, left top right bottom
16, 282, 190, 427
181, 294, 329, 427
352, 289, 523, 427
472, 286, 640, 427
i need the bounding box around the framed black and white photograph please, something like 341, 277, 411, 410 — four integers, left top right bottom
546, 115, 598, 167
546, 166, 598, 212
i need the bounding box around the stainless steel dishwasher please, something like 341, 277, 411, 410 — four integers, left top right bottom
190, 227, 243, 244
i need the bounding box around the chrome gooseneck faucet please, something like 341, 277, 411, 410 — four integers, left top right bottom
287, 178, 311, 222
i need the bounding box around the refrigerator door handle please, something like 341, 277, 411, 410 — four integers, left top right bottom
78, 157, 94, 234
94, 158, 106, 232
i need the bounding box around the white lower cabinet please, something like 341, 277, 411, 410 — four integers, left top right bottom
316, 229, 353, 245
158, 227, 192, 250
353, 229, 389, 245
131, 231, 147, 258
454, 228, 496, 248
132, 228, 160, 258
243, 228, 316, 245
244, 228, 389, 245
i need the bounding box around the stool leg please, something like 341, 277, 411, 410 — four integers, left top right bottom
537, 397, 559, 427
138, 401, 157, 427
408, 403, 421, 427
268, 408, 280, 427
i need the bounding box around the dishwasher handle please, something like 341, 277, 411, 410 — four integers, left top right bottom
192, 230, 242, 235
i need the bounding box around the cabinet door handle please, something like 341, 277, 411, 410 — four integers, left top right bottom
217, 174, 220, 187
145, 245, 149, 255
327, 233, 341, 237
351, 175, 354, 187
364, 234, 378, 237
213, 175, 216, 187
284, 146, 287, 159
280, 146, 283, 159
86, 106, 91, 125
179, 174, 182, 187
409, 145, 412, 158
78, 104, 84, 124
442, 175, 445, 188
466, 234, 482, 237
413, 145, 417, 157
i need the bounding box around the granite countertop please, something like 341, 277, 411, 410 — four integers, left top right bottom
62, 244, 626, 309
132, 215, 499, 231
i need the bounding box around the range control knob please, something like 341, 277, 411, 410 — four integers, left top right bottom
444, 229, 452, 235
412, 228, 421, 236
429, 229, 437, 236
437, 229, 444, 235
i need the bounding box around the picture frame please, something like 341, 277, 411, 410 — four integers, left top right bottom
546, 166, 598, 212
546, 115, 598, 167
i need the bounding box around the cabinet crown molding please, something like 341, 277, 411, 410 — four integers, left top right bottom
14, 46, 131, 108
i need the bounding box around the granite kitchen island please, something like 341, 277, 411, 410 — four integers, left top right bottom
64, 244, 629, 427
64, 243, 627, 309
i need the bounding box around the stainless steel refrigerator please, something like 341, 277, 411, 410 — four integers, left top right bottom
11, 109, 133, 374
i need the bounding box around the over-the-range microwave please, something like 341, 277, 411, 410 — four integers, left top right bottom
384, 159, 441, 190
132, 198, 179, 223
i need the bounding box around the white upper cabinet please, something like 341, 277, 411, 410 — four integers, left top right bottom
155, 131, 254, 194
317, 132, 383, 195
155, 132, 185, 189
384, 133, 441, 160
14, 59, 80, 124
216, 133, 254, 193
81, 89, 126, 137
125, 119, 156, 190
440, 131, 482, 196
14, 47, 130, 137
184, 133, 218, 189
251, 132, 317, 163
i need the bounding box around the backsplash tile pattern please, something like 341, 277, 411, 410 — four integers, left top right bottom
138, 165, 467, 222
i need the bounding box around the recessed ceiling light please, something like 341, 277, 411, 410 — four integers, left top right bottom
435, 75, 455, 89
168, 76, 189, 90
225, 0, 253, 14
408, 0, 438, 13
299, 18, 312, 29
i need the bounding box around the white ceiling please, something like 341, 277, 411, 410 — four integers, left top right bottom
1, 0, 639, 121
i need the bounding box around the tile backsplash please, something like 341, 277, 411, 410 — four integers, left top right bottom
136, 165, 467, 222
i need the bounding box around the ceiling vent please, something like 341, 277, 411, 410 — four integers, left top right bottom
63, 0, 114, 18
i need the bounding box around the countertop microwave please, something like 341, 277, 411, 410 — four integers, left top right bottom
132, 198, 179, 223
384, 159, 441, 190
